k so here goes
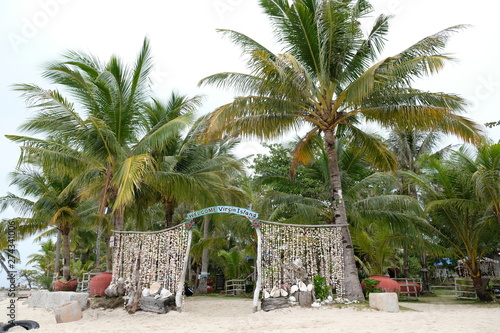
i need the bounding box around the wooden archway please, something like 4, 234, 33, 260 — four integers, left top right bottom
112, 206, 345, 312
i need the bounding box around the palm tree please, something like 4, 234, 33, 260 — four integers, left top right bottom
0, 220, 20, 277
199, 0, 483, 300
386, 130, 444, 279
26, 238, 57, 277
8, 39, 198, 267
471, 143, 500, 229
1, 167, 81, 281
421, 147, 497, 301
8, 38, 192, 233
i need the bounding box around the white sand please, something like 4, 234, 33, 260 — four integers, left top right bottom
1, 296, 499, 333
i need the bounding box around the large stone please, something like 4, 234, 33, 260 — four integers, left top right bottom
369, 292, 399, 312
54, 301, 83, 323
28, 291, 89, 310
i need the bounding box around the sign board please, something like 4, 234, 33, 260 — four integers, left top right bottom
186, 206, 258, 220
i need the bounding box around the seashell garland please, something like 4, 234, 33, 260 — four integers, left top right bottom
259, 222, 345, 299
111, 224, 190, 297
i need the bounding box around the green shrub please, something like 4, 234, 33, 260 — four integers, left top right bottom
362, 278, 381, 298
313, 275, 331, 301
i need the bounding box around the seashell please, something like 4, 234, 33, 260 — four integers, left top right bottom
270, 286, 280, 297
307, 284, 313, 292
264, 290, 270, 299
149, 282, 161, 295
299, 281, 307, 292
289, 296, 296, 302
290, 285, 298, 294
160, 289, 172, 298
142, 288, 150, 297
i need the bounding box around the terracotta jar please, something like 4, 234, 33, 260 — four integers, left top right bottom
53, 279, 78, 292
362, 275, 401, 294
90, 272, 113, 297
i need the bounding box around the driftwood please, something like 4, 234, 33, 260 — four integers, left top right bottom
261, 297, 290, 312
125, 256, 142, 314
295, 290, 313, 307
139, 295, 176, 314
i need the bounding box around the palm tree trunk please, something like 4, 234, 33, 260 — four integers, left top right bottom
0, 254, 11, 279
196, 215, 210, 294
105, 235, 112, 271
96, 224, 102, 268
61, 229, 71, 281
420, 253, 430, 293
97, 167, 112, 266
113, 207, 125, 232
402, 246, 409, 277
467, 260, 493, 302
324, 129, 364, 301
164, 198, 175, 229
54, 230, 61, 275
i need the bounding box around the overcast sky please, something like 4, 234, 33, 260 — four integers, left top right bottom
1, 0, 499, 287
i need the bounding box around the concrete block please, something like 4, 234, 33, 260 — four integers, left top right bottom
54, 301, 83, 323
28, 291, 89, 310
369, 292, 399, 312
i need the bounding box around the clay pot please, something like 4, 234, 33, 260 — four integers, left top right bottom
53, 279, 78, 292
90, 272, 113, 297
362, 275, 401, 294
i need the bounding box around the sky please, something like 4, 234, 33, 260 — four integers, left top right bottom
1, 0, 499, 287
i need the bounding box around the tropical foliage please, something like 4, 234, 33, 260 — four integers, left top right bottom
199, 0, 482, 299
3, 0, 498, 303
418, 145, 500, 301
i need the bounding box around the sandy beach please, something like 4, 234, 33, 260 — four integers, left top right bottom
1, 295, 499, 333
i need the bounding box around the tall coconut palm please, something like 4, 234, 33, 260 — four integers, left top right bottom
8, 39, 198, 268
386, 130, 444, 279
8, 38, 193, 233
143, 108, 246, 228
1, 167, 81, 281
421, 147, 497, 301
199, 0, 483, 300
471, 143, 500, 229
26, 238, 58, 277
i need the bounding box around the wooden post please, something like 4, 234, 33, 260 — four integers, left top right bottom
125, 255, 142, 314
253, 227, 263, 312
176, 229, 192, 312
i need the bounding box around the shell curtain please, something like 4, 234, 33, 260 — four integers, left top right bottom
111, 224, 189, 293
260, 221, 345, 296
